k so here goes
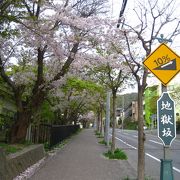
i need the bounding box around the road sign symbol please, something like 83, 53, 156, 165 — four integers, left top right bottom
157, 92, 176, 146
143, 43, 180, 86
154, 59, 176, 70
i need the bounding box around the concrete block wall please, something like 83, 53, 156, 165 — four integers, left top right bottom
0, 144, 45, 180
0, 148, 9, 180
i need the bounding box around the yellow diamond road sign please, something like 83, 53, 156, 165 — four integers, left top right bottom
143, 43, 180, 86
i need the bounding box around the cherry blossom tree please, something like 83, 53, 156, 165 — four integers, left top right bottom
79, 111, 95, 128
0, 0, 108, 143
49, 76, 105, 125
88, 21, 131, 153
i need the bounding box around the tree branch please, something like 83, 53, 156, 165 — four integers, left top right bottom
0, 56, 16, 92
53, 42, 79, 81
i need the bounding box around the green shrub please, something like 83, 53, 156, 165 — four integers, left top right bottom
98, 140, 107, 145
103, 148, 127, 160
94, 130, 104, 138
98, 140, 112, 145
123, 176, 153, 180
123, 118, 138, 130
0, 143, 23, 154
95, 131, 101, 136
97, 135, 104, 138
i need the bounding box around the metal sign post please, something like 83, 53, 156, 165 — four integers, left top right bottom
158, 86, 175, 180
143, 35, 180, 180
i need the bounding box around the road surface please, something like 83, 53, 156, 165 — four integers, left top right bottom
110, 129, 180, 180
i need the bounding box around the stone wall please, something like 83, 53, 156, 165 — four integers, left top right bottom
0, 148, 9, 180
0, 144, 45, 180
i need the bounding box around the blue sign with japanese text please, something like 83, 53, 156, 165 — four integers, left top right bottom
157, 92, 176, 146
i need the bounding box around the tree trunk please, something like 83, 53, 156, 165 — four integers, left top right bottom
137, 86, 145, 180
111, 91, 117, 153
98, 111, 101, 132
100, 106, 103, 135
96, 110, 101, 132
10, 110, 31, 143
9, 87, 44, 143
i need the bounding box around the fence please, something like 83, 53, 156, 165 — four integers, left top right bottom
28, 124, 80, 148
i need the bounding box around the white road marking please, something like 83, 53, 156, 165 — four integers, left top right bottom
145, 153, 180, 174
149, 140, 163, 145
110, 134, 137, 149
111, 134, 180, 174
173, 167, 180, 173
133, 135, 138, 138
145, 153, 160, 162
115, 137, 137, 150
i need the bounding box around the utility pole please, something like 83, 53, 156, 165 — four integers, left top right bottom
105, 91, 110, 146
122, 95, 124, 131
117, 0, 128, 28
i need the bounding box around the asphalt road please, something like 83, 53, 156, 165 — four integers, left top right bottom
110, 129, 180, 180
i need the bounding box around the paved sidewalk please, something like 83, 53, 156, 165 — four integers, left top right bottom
30, 129, 136, 180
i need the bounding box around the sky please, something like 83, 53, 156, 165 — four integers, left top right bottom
110, 0, 180, 50
110, 0, 180, 94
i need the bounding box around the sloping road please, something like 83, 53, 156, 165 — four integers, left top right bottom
111, 129, 180, 180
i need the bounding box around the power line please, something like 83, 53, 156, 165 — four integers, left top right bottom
117, 0, 128, 28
